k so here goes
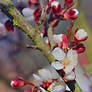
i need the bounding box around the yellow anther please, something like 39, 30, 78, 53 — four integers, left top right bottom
47, 87, 51, 91
73, 56, 76, 60
57, 51, 60, 54
72, 62, 77, 65
47, 81, 62, 91
53, 57, 56, 60
38, 69, 41, 73
52, 82, 62, 88
62, 46, 66, 50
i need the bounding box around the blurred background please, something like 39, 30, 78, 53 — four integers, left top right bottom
0, 0, 92, 92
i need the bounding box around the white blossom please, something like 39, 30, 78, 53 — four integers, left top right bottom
22, 8, 34, 17
22, 7, 35, 22
72, 8, 79, 16
64, 71, 76, 81
51, 1, 60, 8
67, 49, 78, 66
52, 47, 78, 74
52, 47, 66, 61
75, 29, 88, 40
53, 34, 63, 43
51, 61, 64, 70
48, 81, 66, 92
64, 65, 75, 74
10, 80, 15, 87
33, 74, 42, 81
38, 69, 52, 80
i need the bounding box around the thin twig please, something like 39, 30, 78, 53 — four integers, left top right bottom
67, 20, 74, 47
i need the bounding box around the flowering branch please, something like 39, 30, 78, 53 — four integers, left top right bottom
0, 0, 85, 92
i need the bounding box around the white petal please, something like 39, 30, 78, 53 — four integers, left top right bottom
53, 34, 63, 43
51, 61, 64, 70
64, 65, 74, 74
51, 1, 59, 8
76, 29, 88, 40
26, 16, 34, 21
52, 47, 66, 60
67, 49, 78, 66
40, 35, 49, 44
64, 71, 76, 81
22, 8, 34, 17
73, 9, 79, 16
39, 87, 46, 92
43, 37, 49, 44
33, 74, 41, 81
40, 32, 43, 37
38, 69, 52, 80
66, 85, 71, 91
33, 74, 43, 85
10, 81, 14, 86
0, 22, 4, 28
0, 23, 7, 36
49, 81, 66, 92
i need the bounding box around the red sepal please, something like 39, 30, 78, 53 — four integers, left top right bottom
73, 44, 85, 54
4, 20, 14, 32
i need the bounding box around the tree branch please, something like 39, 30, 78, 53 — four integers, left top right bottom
0, 0, 82, 92
0, 0, 55, 63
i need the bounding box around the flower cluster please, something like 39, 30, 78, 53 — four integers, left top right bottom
40, 19, 88, 82
30, 0, 88, 82
10, 68, 66, 92
5, 0, 79, 32
50, 28, 88, 82
20, 0, 78, 25
33, 68, 66, 92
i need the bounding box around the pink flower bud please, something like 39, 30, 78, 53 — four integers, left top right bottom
49, 0, 55, 5
65, 0, 74, 7
41, 28, 47, 37
10, 79, 24, 88
73, 29, 88, 42
24, 89, 33, 92
33, 8, 41, 23
51, 1, 62, 15
73, 44, 85, 53
59, 34, 68, 50
53, 34, 68, 50
4, 20, 14, 32
64, 8, 79, 19
29, 0, 39, 4
28, 0, 31, 7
